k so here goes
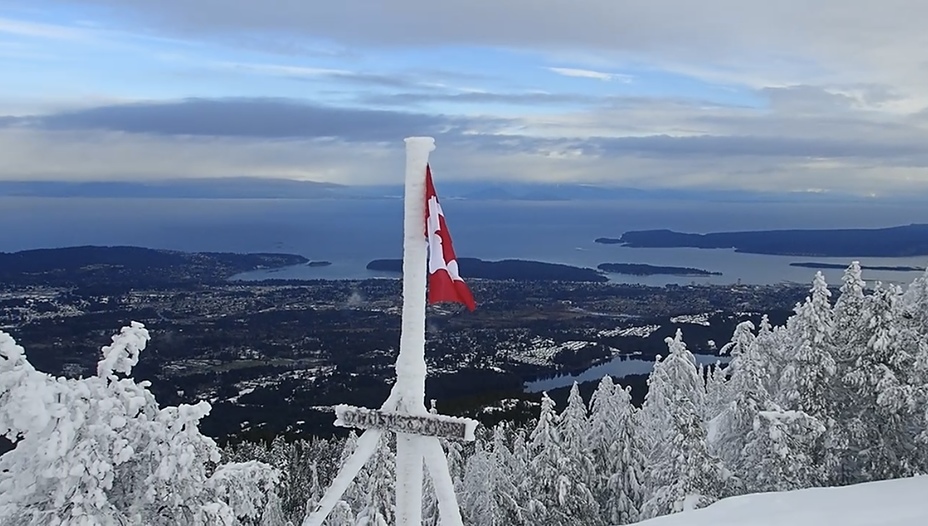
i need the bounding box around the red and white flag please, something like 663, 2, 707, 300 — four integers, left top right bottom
425, 164, 476, 311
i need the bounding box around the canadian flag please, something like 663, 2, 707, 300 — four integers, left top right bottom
425, 164, 476, 311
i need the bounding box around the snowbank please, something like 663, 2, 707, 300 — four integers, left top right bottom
632, 476, 928, 526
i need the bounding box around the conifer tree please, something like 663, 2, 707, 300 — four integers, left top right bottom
490, 425, 527, 524
641, 390, 726, 518
640, 331, 726, 518
589, 377, 645, 524
779, 272, 836, 417
557, 383, 602, 525
525, 392, 565, 525
353, 434, 394, 526
825, 263, 868, 483
703, 362, 730, 423
640, 330, 706, 452
741, 409, 826, 492
0, 323, 278, 526
843, 283, 925, 480
461, 440, 497, 525
775, 273, 835, 484
708, 321, 762, 476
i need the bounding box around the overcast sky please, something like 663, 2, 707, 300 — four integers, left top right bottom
2, 1, 928, 195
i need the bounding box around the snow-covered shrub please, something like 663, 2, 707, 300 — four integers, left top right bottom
0, 322, 280, 526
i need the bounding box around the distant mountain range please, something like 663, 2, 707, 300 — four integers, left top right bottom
0, 177, 890, 202
0, 178, 354, 200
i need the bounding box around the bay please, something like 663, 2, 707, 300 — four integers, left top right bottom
2, 196, 927, 286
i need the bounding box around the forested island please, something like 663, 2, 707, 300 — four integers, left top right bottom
597, 263, 722, 277
596, 223, 928, 257
0, 246, 308, 288
367, 257, 608, 282
790, 262, 926, 272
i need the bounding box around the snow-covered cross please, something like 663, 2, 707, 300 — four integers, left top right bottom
304, 137, 479, 526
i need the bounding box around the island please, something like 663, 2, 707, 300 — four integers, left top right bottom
0, 246, 308, 288
595, 224, 928, 257
597, 263, 722, 277
366, 257, 608, 282
790, 262, 926, 272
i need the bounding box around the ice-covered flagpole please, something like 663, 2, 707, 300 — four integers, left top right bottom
395, 136, 433, 414
304, 137, 472, 526
393, 137, 433, 525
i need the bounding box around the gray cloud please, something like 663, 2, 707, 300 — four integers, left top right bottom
4, 93, 928, 195
6, 3, 928, 196
358, 91, 599, 107
216, 63, 436, 90
43, 1, 928, 92
325, 71, 429, 90
5, 97, 928, 165
760, 86, 857, 114
590, 134, 924, 160
2, 125, 928, 195
5, 98, 511, 141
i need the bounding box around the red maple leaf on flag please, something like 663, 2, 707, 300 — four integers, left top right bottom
425, 165, 476, 311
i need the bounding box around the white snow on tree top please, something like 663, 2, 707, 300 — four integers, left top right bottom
0, 322, 280, 525
97, 321, 148, 377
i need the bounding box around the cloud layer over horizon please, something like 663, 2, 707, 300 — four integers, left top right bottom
2, 1, 928, 196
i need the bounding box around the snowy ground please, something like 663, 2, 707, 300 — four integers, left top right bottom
633, 476, 928, 526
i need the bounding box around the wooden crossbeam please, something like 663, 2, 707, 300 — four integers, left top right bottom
334, 404, 478, 441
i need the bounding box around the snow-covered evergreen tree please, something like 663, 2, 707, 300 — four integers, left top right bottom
825, 263, 869, 484
773, 273, 836, 485
703, 362, 730, 423
303, 461, 324, 524
495, 426, 532, 525
640, 329, 707, 450
490, 425, 527, 524
443, 437, 467, 498
461, 440, 502, 525
901, 268, 928, 330
640, 331, 727, 518
524, 392, 565, 525
899, 268, 928, 457
0, 323, 278, 526
707, 322, 760, 474
740, 409, 825, 492
641, 389, 726, 518
352, 434, 394, 526
842, 283, 926, 481
834, 262, 867, 338
779, 272, 836, 416
556, 383, 602, 525
589, 376, 645, 525
421, 470, 438, 526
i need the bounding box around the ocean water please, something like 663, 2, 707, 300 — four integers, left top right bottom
2, 197, 927, 287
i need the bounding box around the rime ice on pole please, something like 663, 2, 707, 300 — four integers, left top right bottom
305, 137, 474, 526
395, 136, 434, 413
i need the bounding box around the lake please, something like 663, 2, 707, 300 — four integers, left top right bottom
524, 353, 732, 392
